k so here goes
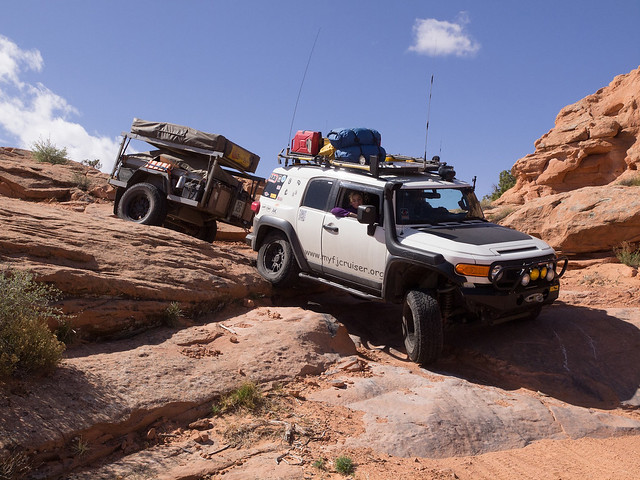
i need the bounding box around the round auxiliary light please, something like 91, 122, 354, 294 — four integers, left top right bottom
546, 266, 555, 281
490, 265, 504, 282
540, 266, 548, 279
521, 273, 531, 287
530, 268, 540, 281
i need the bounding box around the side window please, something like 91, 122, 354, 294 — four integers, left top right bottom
332, 185, 383, 224
301, 179, 334, 211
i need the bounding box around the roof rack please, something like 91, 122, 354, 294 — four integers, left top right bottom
277, 149, 455, 180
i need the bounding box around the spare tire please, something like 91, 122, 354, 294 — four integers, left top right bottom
117, 183, 167, 226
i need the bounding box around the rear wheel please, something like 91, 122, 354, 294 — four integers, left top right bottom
117, 183, 167, 226
257, 232, 299, 287
402, 290, 443, 366
197, 221, 218, 243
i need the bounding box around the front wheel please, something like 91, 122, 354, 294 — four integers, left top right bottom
117, 183, 167, 226
402, 290, 443, 366
257, 232, 299, 287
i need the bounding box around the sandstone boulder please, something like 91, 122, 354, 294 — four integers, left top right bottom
498, 65, 640, 204
498, 185, 640, 253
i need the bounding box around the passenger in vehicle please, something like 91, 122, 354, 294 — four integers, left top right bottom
331, 191, 363, 218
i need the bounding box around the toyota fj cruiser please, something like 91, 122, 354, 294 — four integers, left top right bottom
246, 145, 567, 365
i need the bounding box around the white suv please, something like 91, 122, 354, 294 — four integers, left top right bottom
246, 153, 567, 365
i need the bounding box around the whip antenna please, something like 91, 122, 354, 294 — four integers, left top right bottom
424, 74, 434, 162
288, 28, 321, 145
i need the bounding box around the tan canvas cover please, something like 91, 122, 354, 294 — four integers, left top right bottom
130, 118, 260, 173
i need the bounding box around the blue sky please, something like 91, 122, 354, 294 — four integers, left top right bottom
1, 1, 639, 197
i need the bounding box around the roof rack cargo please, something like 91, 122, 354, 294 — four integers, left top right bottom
277, 149, 455, 180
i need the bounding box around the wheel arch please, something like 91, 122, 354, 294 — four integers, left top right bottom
126, 170, 170, 195
253, 216, 310, 272
383, 258, 451, 303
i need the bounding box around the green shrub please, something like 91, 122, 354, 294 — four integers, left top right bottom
483, 170, 516, 202
215, 381, 264, 414
80, 159, 102, 170
334, 455, 355, 475
72, 172, 91, 191
0, 270, 66, 378
163, 302, 183, 327
31, 138, 69, 165
614, 241, 640, 268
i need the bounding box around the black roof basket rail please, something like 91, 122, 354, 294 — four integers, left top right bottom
276, 149, 449, 179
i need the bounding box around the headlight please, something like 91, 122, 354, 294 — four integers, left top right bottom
490, 265, 504, 282
521, 273, 531, 286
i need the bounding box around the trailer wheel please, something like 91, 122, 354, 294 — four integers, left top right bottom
257, 232, 299, 287
117, 183, 167, 226
402, 290, 443, 366
197, 221, 217, 243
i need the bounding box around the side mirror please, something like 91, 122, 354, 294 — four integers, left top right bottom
357, 205, 378, 236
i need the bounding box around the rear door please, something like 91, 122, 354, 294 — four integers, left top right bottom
294, 177, 337, 273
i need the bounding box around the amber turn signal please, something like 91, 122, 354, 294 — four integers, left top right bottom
455, 264, 490, 277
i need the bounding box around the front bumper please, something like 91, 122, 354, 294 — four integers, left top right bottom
460, 280, 560, 321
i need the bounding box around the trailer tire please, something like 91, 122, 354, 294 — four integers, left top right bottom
117, 183, 167, 226
197, 221, 218, 243
257, 231, 299, 287
402, 290, 443, 366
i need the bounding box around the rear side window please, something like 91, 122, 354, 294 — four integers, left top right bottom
301, 179, 334, 211
262, 172, 288, 199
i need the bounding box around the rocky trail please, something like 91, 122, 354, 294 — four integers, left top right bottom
1, 112, 640, 480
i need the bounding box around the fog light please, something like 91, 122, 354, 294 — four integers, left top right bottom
530, 268, 540, 281
546, 268, 555, 281
521, 273, 531, 286
540, 266, 548, 279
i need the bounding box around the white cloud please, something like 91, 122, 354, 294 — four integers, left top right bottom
0, 34, 119, 172
409, 12, 480, 57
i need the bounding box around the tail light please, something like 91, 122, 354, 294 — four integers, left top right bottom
251, 201, 260, 214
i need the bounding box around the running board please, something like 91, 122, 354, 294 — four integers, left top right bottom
298, 273, 383, 301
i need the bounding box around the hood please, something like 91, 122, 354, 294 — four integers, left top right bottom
398, 221, 554, 260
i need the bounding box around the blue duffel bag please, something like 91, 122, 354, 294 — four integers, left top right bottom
328, 127, 382, 149
334, 144, 387, 164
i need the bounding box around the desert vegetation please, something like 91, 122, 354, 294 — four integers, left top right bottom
0, 269, 66, 378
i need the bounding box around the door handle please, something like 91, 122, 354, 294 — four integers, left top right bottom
323, 224, 339, 234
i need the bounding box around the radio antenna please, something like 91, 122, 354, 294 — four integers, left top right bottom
424, 74, 434, 162
288, 28, 321, 146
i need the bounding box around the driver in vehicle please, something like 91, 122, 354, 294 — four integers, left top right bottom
331, 191, 363, 218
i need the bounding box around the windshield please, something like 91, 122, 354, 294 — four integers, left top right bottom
395, 187, 484, 225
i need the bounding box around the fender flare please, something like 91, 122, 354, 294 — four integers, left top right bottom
252, 216, 311, 272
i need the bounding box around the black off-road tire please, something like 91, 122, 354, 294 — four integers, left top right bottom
197, 221, 218, 243
257, 232, 299, 287
402, 290, 444, 366
117, 183, 167, 226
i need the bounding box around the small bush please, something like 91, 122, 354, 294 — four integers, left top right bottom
334, 455, 355, 475
163, 302, 183, 327
0, 270, 66, 378
72, 172, 91, 191
614, 241, 640, 268
31, 138, 69, 165
483, 170, 516, 202
617, 175, 640, 187
81, 159, 102, 170
312, 458, 326, 470
0, 447, 30, 479
489, 207, 515, 223
215, 381, 264, 414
